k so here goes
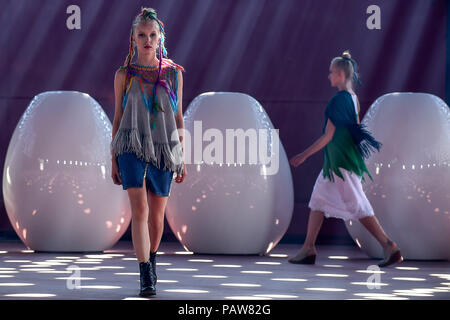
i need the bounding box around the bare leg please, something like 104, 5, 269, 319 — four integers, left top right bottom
303, 210, 325, 250
289, 210, 324, 263
127, 184, 150, 263
359, 216, 392, 250
359, 216, 402, 266
147, 190, 169, 253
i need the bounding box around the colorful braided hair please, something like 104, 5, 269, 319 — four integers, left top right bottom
124, 7, 168, 67
123, 7, 169, 129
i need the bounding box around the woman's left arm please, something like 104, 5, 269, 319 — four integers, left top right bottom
290, 119, 336, 167
175, 70, 184, 151
175, 70, 187, 183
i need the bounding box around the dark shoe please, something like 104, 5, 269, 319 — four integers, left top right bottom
378, 240, 403, 268
139, 261, 156, 297
149, 251, 157, 284
378, 248, 403, 268
148, 259, 157, 289
288, 249, 316, 264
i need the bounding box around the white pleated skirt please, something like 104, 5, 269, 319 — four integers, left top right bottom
308, 169, 375, 221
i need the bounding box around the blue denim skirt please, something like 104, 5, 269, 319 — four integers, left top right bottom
117, 152, 174, 197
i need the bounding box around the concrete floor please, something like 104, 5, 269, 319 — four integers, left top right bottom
0, 241, 449, 300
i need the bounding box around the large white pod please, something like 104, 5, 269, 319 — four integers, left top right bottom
345, 93, 450, 260
166, 92, 293, 254
2, 91, 131, 252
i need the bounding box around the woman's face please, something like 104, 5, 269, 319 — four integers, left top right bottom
328, 63, 344, 87
132, 21, 161, 56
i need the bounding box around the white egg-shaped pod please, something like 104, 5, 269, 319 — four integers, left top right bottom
2, 91, 131, 252
166, 92, 294, 254
345, 93, 450, 260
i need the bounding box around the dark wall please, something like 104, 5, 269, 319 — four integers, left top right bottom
0, 0, 446, 243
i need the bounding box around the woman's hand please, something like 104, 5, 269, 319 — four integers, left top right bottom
289, 122, 334, 168
111, 159, 122, 185
175, 163, 187, 183
289, 152, 308, 167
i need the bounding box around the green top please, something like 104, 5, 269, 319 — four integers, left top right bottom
322, 91, 381, 182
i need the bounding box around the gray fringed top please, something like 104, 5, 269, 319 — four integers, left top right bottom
110, 61, 184, 176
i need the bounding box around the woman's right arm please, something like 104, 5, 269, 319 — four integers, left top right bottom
111, 68, 126, 161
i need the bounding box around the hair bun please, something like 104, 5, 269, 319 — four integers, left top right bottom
342, 50, 352, 59
141, 7, 157, 18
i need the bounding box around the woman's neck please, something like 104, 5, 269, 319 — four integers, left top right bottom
337, 81, 354, 94
135, 54, 159, 67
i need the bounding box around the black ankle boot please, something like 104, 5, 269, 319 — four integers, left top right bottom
139, 261, 156, 297
149, 251, 157, 284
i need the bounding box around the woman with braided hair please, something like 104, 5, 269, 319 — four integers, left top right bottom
288, 51, 403, 268
110, 7, 187, 297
